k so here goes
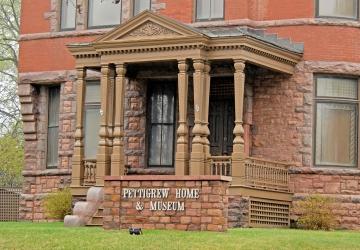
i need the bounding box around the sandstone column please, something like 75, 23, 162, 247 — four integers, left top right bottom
111, 63, 127, 176
203, 61, 211, 174
71, 67, 86, 187
190, 59, 206, 175
96, 64, 112, 185
232, 59, 246, 180
175, 60, 189, 176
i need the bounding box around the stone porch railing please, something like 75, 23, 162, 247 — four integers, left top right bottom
208, 156, 291, 192
83, 160, 97, 186
243, 157, 290, 192
80, 156, 290, 193
208, 156, 232, 176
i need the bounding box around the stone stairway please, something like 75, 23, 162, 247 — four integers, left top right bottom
86, 206, 104, 227
64, 187, 104, 227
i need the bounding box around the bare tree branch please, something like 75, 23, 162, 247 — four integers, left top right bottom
0, 0, 20, 136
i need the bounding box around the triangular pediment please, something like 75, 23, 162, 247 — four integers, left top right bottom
95, 11, 206, 44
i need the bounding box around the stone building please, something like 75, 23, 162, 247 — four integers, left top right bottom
19, 0, 360, 230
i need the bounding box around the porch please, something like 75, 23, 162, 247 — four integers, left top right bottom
67, 11, 302, 227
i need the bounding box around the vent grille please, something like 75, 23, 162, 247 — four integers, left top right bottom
0, 187, 21, 221
249, 198, 290, 228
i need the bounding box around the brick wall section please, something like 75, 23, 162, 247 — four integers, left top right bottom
290, 169, 360, 229
20, 173, 71, 221
251, 68, 304, 164
103, 176, 230, 231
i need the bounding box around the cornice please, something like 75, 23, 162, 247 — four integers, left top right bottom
191, 18, 360, 29
66, 12, 303, 74
68, 36, 301, 69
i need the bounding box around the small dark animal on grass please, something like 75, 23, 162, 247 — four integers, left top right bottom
129, 228, 143, 235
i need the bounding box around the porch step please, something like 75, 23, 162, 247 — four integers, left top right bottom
90, 216, 103, 225
95, 207, 104, 216
86, 206, 104, 227
87, 223, 103, 227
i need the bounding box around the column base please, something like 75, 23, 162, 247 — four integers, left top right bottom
232, 151, 245, 185
111, 145, 125, 176
96, 146, 112, 186
190, 142, 205, 175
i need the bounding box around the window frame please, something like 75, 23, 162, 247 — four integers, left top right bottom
83, 80, 101, 160
146, 81, 177, 168
133, 0, 152, 16
315, 0, 360, 20
195, 0, 225, 22
87, 0, 123, 29
313, 74, 360, 168
46, 85, 61, 169
60, 0, 77, 31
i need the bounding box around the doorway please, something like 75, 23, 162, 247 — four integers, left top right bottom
208, 77, 235, 156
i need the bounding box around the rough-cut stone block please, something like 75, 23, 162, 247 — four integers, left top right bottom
64, 215, 86, 227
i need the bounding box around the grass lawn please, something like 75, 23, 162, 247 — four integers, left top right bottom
0, 222, 360, 250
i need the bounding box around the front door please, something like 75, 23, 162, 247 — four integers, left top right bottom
208, 78, 235, 156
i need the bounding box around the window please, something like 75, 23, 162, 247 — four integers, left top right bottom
147, 83, 176, 167
84, 81, 101, 159
88, 0, 122, 28
60, 0, 77, 30
134, 0, 151, 16
317, 0, 358, 19
196, 0, 224, 21
315, 76, 359, 167
47, 86, 60, 168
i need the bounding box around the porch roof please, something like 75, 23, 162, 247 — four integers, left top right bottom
196, 26, 304, 54
67, 11, 303, 74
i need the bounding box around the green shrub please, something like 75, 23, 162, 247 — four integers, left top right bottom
295, 195, 337, 230
44, 188, 72, 220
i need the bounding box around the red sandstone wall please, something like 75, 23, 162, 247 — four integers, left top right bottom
290, 171, 360, 229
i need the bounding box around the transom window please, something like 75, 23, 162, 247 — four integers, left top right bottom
84, 81, 101, 159
47, 86, 60, 168
134, 0, 151, 16
314, 76, 359, 167
88, 0, 122, 28
147, 82, 176, 167
196, 0, 224, 21
317, 0, 359, 19
60, 0, 76, 30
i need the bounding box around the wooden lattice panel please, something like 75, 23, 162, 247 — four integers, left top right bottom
0, 188, 21, 221
249, 198, 290, 228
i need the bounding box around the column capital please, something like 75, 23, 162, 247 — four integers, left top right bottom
233, 59, 246, 72
193, 59, 205, 72
204, 61, 211, 74
178, 60, 189, 72
115, 63, 127, 76
76, 67, 86, 79
101, 64, 110, 75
